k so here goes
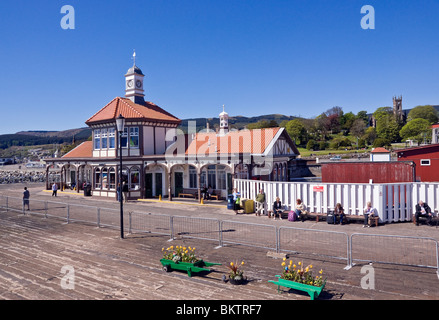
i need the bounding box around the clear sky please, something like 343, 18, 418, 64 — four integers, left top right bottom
1, 0, 438, 134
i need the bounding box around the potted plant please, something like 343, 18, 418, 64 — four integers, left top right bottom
160, 245, 221, 277
269, 258, 326, 300
226, 261, 246, 285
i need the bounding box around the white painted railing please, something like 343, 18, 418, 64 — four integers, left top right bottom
234, 179, 439, 224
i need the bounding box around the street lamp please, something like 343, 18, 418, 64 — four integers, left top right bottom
116, 114, 125, 239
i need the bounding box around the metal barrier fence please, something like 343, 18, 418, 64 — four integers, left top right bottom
278, 226, 350, 267
221, 220, 277, 251
350, 233, 439, 272
0, 194, 437, 277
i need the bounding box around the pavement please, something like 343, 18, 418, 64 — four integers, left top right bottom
0, 183, 438, 302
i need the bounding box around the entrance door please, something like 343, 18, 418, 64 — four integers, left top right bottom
155, 173, 163, 197
144, 173, 153, 198
174, 172, 183, 197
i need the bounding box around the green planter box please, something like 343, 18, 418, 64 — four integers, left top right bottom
268, 275, 327, 300
160, 259, 221, 277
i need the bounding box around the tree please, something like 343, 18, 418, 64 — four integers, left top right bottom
399, 118, 431, 143
285, 119, 307, 145
407, 105, 439, 124
350, 119, 367, 139
373, 107, 401, 142
356, 110, 369, 124
340, 112, 356, 133
363, 126, 377, 145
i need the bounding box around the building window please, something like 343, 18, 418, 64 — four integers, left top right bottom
94, 129, 100, 150
101, 129, 108, 149
109, 128, 115, 149
420, 159, 431, 166
95, 168, 101, 189
218, 168, 226, 190
102, 167, 108, 189
121, 128, 128, 148
130, 127, 139, 148
200, 171, 207, 188
130, 167, 140, 190
189, 166, 197, 189
109, 168, 116, 190
208, 165, 216, 189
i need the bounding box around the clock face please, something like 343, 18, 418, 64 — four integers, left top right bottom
127, 80, 133, 88
136, 80, 142, 88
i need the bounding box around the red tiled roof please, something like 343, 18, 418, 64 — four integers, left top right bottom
62, 141, 93, 158
186, 127, 283, 155
371, 147, 390, 153
85, 97, 181, 125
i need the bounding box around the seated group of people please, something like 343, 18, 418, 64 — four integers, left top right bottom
255, 188, 308, 221
251, 188, 434, 227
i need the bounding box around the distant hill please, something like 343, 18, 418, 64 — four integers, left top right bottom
0, 114, 297, 149
179, 114, 298, 133
0, 128, 92, 150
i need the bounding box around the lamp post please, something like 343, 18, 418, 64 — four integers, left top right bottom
116, 114, 125, 239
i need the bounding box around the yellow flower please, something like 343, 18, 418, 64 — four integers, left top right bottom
319, 269, 323, 274
298, 261, 302, 266
283, 257, 286, 261
309, 265, 313, 269
305, 267, 309, 272
281, 262, 286, 267
289, 260, 293, 265
293, 264, 296, 269
230, 262, 234, 266
162, 248, 164, 251
241, 261, 245, 265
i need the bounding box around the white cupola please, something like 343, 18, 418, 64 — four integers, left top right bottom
218, 105, 229, 136
125, 50, 145, 104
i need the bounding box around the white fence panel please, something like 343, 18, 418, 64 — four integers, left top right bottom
233, 179, 438, 223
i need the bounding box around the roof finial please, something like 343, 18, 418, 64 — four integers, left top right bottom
132, 49, 136, 66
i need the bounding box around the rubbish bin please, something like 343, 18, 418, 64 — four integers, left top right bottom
227, 194, 234, 210
84, 185, 92, 197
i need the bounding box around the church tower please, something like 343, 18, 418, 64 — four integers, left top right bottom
393, 95, 404, 122
218, 105, 229, 136
125, 51, 145, 104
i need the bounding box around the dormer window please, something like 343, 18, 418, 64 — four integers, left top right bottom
94, 129, 100, 150
129, 127, 139, 148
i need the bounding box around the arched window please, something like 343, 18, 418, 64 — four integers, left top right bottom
109, 168, 116, 190
102, 167, 108, 189
189, 165, 197, 189
95, 168, 101, 189
130, 167, 140, 190
235, 164, 248, 180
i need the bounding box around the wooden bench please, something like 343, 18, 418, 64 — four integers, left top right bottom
268, 275, 326, 300
412, 210, 439, 227
209, 190, 222, 200
178, 189, 198, 199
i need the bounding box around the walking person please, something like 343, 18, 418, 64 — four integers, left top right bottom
122, 181, 129, 203
22, 187, 30, 212
52, 182, 58, 197
255, 189, 266, 216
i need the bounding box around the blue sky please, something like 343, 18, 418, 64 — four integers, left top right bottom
0, 0, 438, 134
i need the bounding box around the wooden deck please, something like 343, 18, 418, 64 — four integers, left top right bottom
0, 184, 438, 301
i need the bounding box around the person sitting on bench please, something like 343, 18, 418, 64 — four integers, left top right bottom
272, 197, 283, 220
295, 199, 307, 222
415, 200, 433, 226
363, 201, 377, 228
334, 203, 345, 225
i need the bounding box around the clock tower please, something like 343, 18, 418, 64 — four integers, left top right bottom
125, 51, 145, 104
